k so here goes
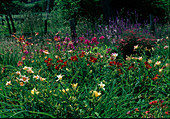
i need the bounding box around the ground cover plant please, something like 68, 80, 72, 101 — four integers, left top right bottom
0, 16, 169, 118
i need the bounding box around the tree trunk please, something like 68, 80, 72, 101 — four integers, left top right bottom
1, 15, 4, 25
44, 0, 50, 34
5, 15, 12, 35
150, 14, 155, 35
9, 14, 16, 33
101, 0, 112, 24
70, 18, 76, 41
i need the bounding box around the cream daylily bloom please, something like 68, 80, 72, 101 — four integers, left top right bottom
6, 81, 12, 86
33, 75, 40, 80
154, 61, 161, 66
134, 45, 139, 50
40, 77, 46, 81
43, 50, 49, 55
56, 74, 64, 82
111, 53, 118, 57
98, 82, 105, 90
138, 57, 143, 61
23, 66, 29, 70
16, 71, 21, 76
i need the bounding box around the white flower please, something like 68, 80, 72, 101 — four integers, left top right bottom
43, 50, 49, 55
33, 75, 40, 80
134, 45, 139, 50
6, 81, 12, 86
20, 75, 29, 82
56, 74, 64, 82
23, 66, 29, 70
98, 82, 105, 90
40, 77, 46, 81
154, 61, 161, 66
16, 71, 21, 76
111, 53, 118, 57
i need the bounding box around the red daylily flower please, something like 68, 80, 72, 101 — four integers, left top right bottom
48, 58, 53, 61
144, 61, 152, 69
149, 100, 158, 105
152, 74, 159, 81
63, 61, 67, 66
17, 61, 23, 66
79, 51, 86, 58
135, 108, 139, 111
57, 60, 63, 63
89, 56, 97, 63
71, 56, 78, 62
55, 65, 59, 70
165, 111, 169, 115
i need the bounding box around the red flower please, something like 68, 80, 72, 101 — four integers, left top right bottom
109, 61, 115, 66
135, 108, 139, 111
144, 61, 152, 69
145, 111, 149, 114
44, 60, 48, 63
117, 69, 123, 75
116, 62, 122, 67
165, 111, 169, 115
128, 64, 135, 70
152, 74, 159, 81
149, 100, 158, 105
17, 61, 23, 66
79, 51, 86, 58
89, 56, 97, 63
18, 35, 25, 42
47, 62, 51, 66
71, 56, 78, 62
48, 58, 53, 61
57, 60, 63, 63
63, 61, 67, 66
55, 65, 59, 70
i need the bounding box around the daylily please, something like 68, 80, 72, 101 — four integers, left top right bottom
19, 82, 25, 86
71, 83, 78, 90
154, 61, 161, 66
60, 88, 69, 93
16, 71, 21, 76
149, 100, 157, 105
134, 45, 139, 50
20, 75, 29, 82
152, 74, 159, 81
98, 82, 105, 90
17, 61, 23, 66
111, 53, 118, 57
144, 61, 152, 69
43, 50, 49, 55
40, 77, 46, 81
56, 74, 64, 81
92, 91, 101, 97
33, 75, 40, 80
23, 66, 29, 70
31, 88, 39, 95
138, 57, 143, 61
6, 81, 12, 86
71, 56, 78, 62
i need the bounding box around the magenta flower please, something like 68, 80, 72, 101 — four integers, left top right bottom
24, 50, 29, 55
99, 36, 105, 40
